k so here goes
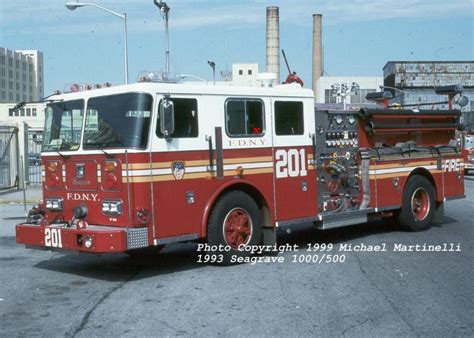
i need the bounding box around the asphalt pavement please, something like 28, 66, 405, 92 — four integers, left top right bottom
0, 178, 473, 337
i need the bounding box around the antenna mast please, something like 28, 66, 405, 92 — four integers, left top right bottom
154, 0, 170, 74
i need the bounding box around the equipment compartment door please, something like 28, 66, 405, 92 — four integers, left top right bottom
272, 99, 317, 221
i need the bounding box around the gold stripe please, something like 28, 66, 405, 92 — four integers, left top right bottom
224, 156, 273, 164
129, 156, 274, 170
370, 170, 443, 179
122, 167, 275, 183
370, 160, 436, 169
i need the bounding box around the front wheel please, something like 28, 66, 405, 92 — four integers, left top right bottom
398, 175, 436, 231
207, 191, 262, 265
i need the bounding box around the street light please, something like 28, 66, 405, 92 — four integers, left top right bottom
65, 2, 129, 84
207, 61, 216, 85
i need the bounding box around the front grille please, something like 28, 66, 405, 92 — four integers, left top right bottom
127, 227, 149, 250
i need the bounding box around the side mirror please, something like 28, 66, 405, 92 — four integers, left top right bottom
159, 98, 175, 137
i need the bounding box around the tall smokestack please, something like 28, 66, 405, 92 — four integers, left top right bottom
312, 14, 323, 93
266, 6, 280, 85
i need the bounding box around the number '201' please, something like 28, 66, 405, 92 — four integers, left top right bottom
275, 149, 307, 178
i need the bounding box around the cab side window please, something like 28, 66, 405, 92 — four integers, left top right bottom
274, 101, 304, 135
225, 99, 265, 137
156, 98, 198, 138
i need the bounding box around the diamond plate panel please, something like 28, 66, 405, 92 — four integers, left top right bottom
127, 227, 149, 250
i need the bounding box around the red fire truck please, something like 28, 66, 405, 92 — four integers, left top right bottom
15, 82, 465, 263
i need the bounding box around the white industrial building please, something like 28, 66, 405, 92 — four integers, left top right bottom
314, 76, 383, 105
0, 47, 44, 103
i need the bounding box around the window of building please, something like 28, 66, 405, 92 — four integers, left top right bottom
9, 92, 13, 101
30, 96, 33, 101
1, 68, 4, 76
274, 101, 304, 135
26, 108, 31, 116
29, 64, 33, 72
22, 73, 26, 81
248, 69, 252, 75
239, 69, 243, 75
156, 98, 199, 138
23, 95, 26, 101
1, 92, 5, 100
9, 108, 13, 116
32, 108, 37, 116
22, 62, 26, 70
1, 79, 4, 88
0, 55, 5, 64
16, 83, 19, 90
8, 58, 13, 67
225, 99, 265, 137
15, 60, 19, 68
8, 70, 13, 78
16, 71, 19, 80
20, 108, 25, 116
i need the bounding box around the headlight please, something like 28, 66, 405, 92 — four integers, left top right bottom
45, 198, 64, 211
84, 235, 93, 249
102, 200, 123, 215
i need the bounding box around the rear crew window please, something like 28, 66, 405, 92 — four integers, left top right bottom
156, 98, 198, 138
225, 99, 264, 137
274, 101, 304, 135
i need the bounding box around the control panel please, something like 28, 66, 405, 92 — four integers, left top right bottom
314, 110, 361, 213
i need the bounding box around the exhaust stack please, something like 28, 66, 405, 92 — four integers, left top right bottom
312, 14, 323, 93
266, 6, 280, 85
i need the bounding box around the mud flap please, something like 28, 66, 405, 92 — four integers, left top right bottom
433, 202, 444, 224
262, 227, 277, 256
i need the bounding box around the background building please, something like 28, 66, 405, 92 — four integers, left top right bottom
0, 47, 44, 103
0, 102, 45, 189
383, 61, 474, 128
314, 76, 383, 105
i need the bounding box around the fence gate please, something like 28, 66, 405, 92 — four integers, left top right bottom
25, 128, 43, 185
0, 125, 19, 190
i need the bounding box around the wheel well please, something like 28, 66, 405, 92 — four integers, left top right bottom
407, 168, 437, 196
211, 183, 272, 229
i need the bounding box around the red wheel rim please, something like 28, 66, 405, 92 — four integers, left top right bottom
411, 188, 430, 221
223, 208, 252, 249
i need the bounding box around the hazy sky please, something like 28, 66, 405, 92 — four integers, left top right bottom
1, 0, 473, 95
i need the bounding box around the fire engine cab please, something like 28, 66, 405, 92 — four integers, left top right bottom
15, 81, 465, 263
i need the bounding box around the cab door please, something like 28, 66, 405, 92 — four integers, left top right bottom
150, 95, 206, 239
272, 99, 317, 222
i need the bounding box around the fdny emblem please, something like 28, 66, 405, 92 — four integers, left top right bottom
172, 161, 185, 180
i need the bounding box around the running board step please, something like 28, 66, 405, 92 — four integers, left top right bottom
315, 209, 372, 230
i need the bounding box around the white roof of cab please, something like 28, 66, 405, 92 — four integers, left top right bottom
50, 82, 315, 102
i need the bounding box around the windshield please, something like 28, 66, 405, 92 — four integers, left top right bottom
42, 100, 84, 152
83, 93, 153, 149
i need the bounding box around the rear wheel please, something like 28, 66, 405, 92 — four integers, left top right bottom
398, 175, 435, 231
207, 191, 262, 264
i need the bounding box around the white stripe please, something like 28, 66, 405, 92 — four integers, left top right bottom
97, 171, 101, 177
121, 161, 274, 177
369, 165, 437, 175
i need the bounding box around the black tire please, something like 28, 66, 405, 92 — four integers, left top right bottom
207, 191, 262, 265
398, 175, 436, 231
